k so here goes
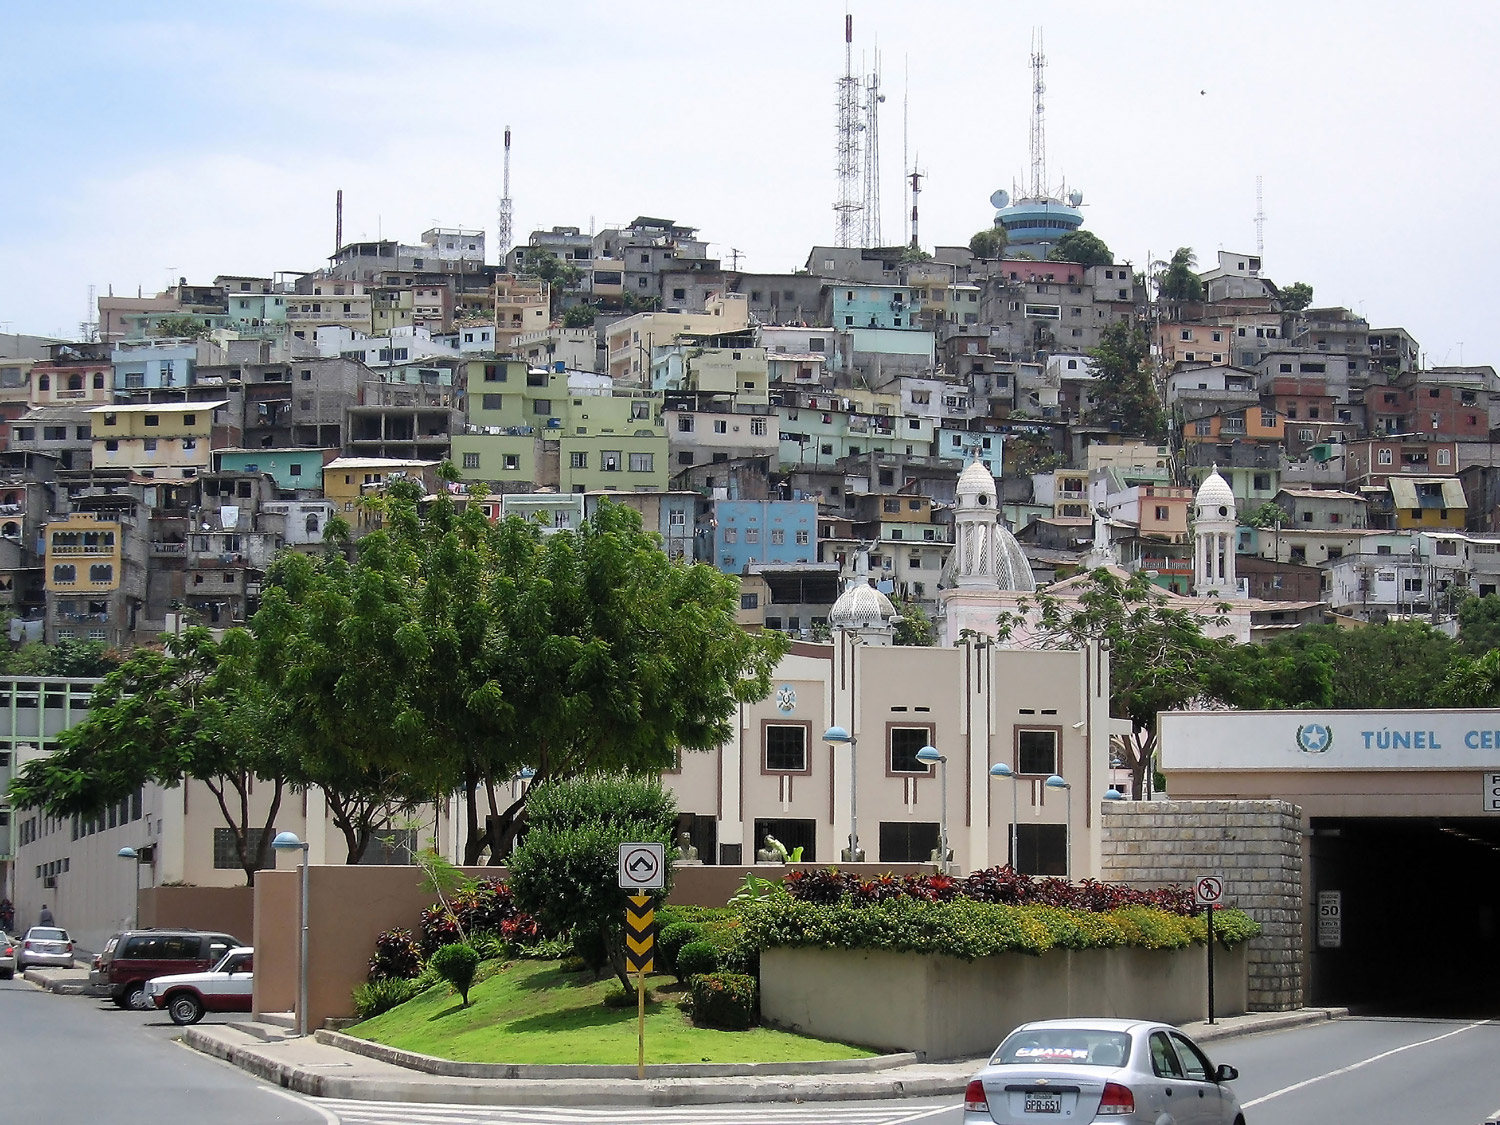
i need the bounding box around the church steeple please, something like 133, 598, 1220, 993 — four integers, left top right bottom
1193, 466, 1238, 597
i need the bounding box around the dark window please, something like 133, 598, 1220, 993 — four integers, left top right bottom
1017, 728, 1058, 775
752, 818, 816, 863
889, 727, 934, 774
214, 827, 275, 870
878, 820, 940, 863
764, 725, 807, 772
1015, 823, 1067, 876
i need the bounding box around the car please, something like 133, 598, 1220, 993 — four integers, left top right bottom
95, 928, 242, 1011
963, 1017, 1244, 1124
15, 927, 75, 970
145, 947, 254, 1026
0, 932, 16, 979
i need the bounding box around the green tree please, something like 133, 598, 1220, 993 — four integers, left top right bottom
507, 774, 677, 992
969, 227, 1008, 259
1277, 281, 1314, 312
1258, 622, 1455, 709
1458, 594, 1500, 655
1047, 231, 1113, 267
151, 314, 211, 340
900, 245, 933, 264
1087, 321, 1165, 440
891, 598, 936, 646
2, 639, 120, 677
7, 629, 292, 884
1437, 649, 1500, 707
562, 303, 597, 329
1157, 248, 1203, 302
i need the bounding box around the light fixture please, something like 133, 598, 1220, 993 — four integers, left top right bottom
989, 762, 1020, 872
272, 831, 311, 1037
916, 746, 949, 872
1045, 775, 1073, 880
824, 726, 861, 860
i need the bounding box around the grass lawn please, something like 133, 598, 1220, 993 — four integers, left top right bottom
348, 958, 876, 1065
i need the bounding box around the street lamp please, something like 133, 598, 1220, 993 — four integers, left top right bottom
117, 847, 139, 931
823, 726, 863, 861
1045, 774, 1072, 881
272, 831, 310, 1037
989, 763, 1020, 873
915, 746, 949, 872
1103, 788, 1126, 802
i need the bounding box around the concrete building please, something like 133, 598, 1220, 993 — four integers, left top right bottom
712, 499, 816, 574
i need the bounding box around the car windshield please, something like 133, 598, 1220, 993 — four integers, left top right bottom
213, 950, 252, 973
30, 929, 67, 941
994, 1028, 1133, 1067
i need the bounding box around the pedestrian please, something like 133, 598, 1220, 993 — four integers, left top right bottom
37, 903, 54, 927
0, 898, 13, 932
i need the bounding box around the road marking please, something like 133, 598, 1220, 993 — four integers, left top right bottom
1241, 1019, 1491, 1108
261, 1083, 342, 1125
313, 1100, 941, 1125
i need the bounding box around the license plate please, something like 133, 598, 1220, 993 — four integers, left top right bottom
1024, 1092, 1061, 1114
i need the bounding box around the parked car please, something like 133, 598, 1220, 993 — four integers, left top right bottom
0, 932, 16, 979
145, 947, 254, 1026
963, 1018, 1243, 1124
15, 927, 75, 970
95, 929, 242, 1011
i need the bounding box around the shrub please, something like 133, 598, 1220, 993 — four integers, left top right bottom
429, 943, 481, 1006
659, 921, 707, 977
675, 940, 720, 978
603, 984, 640, 1009
689, 971, 758, 1030
570, 924, 610, 977
368, 927, 424, 982
419, 904, 464, 956
352, 976, 427, 1019
466, 929, 507, 962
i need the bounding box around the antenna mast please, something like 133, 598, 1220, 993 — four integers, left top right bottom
82, 285, 98, 343
834, 13, 864, 247
1254, 174, 1265, 257
902, 57, 910, 246
497, 126, 514, 262
1029, 28, 1047, 199
335, 189, 343, 253
908, 165, 924, 251
861, 49, 883, 248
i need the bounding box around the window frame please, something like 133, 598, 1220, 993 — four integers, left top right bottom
886, 722, 936, 777
761, 719, 812, 776
1014, 725, 1062, 777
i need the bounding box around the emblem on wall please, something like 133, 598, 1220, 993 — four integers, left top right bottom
1295, 723, 1332, 755
775, 684, 797, 714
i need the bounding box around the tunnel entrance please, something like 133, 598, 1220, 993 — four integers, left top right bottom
1309, 816, 1500, 1017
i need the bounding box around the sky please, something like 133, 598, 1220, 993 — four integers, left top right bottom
4, 1, 1500, 365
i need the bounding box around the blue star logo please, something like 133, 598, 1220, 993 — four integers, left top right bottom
1297, 723, 1332, 754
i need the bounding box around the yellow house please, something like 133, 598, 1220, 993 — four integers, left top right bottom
1390, 477, 1467, 530
87, 401, 225, 479
45, 513, 122, 594
323, 457, 441, 531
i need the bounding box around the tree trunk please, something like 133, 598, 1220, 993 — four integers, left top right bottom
461, 767, 487, 865
485, 793, 528, 864
604, 921, 632, 994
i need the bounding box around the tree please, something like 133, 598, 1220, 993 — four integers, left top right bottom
1087, 321, 1165, 440
1277, 281, 1314, 313
7, 628, 292, 884
562, 303, 597, 329
1048, 231, 1113, 267
507, 774, 677, 992
1437, 649, 1500, 707
900, 245, 934, 264
1458, 594, 1500, 655
1257, 622, 1455, 709
891, 598, 936, 646
997, 570, 1232, 798
1157, 248, 1203, 302
2, 638, 120, 677
969, 227, 1008, 259
151, 314, 210, 340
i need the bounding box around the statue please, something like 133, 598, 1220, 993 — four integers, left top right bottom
839, 836, 866, 862
756, 834, 788, 865
675, 830, 701, 863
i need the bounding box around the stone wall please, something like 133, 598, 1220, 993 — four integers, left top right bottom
1101, 799, 1303, 1012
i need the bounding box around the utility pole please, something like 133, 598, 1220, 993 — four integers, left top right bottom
834, 13, 864, 247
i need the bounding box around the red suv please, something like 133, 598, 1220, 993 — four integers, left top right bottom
94, 929, 242, 1011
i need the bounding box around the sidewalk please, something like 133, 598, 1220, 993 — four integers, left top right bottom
22, 965, 95, 995
180, 1006, 1347, 1107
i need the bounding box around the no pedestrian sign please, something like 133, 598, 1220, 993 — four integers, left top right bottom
618, 843, 665, 890
1194, 876, 1224, 906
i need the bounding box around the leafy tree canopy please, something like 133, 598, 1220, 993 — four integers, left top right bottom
151, 314, 211, 340
1458, 594, 1500, 656
1087, 321, 1166, 440
890, 598, 936, 647
1048, 230, 1113, 267
562, 303, 597, 329
969, 227, 1008, 259
1277, 281, 1314, 312
1158, 247, 1203, 302
1257, 622, 1455, 710
2, 638, 120, 677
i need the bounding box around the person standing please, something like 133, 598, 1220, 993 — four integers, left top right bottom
37, 904, 54, 927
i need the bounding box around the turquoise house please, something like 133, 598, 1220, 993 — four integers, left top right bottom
215, 448, 325, 491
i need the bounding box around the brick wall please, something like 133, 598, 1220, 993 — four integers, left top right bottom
1101, 799, 1304, 1012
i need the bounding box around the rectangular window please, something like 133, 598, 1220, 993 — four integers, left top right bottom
602, 451, 621, 472
570, 452, 587, 469
751, 417, 767, 436
1015, 823, 1067, 876
1016, 728, 1059, 775
770, 529, 785, 545
878, 821, 941, 864
462, 452, 480, 469
144, 414, 159, 426
678, 415, 694, 432
628, 452, 654, 473
745, 528, 759, 544
764, 724, 808, 773
714, 419, 727, 434
213, 827, 274, 870
795, 530, 809, 545
740, 592, 758, 610
503, 454, 519, 471
889, 726, 934, 775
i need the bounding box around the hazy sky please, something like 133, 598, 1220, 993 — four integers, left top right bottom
5, 1, 1499, 365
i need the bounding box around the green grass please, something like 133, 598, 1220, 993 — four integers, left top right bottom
347, 958, 875, 1065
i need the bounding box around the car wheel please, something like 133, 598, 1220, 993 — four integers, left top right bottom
125, 982, 151, 1011
168, 993, 205, 1026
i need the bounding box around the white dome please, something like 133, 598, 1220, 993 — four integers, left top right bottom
1195, 466, 1236, 517
829, 582, 898, 629
956, 460, 998, 498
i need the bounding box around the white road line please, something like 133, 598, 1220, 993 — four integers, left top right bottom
883, 1106, 956, 1124
1240, 1019, 1491, 1108
261, 1084, 342, 1125
315, 1103, 927, 1125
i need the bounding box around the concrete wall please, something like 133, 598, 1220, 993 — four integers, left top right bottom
761, 944, 1247, 1060
1100, 799, 1303, 1012
139, 886, 254, 945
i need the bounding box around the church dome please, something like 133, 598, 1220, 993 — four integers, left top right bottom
956, 460, 998, 509
1195, 466, 1236, 520
829, 581, 898, 630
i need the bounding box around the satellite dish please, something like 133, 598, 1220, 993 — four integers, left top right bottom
989, 189, 1010, 209
1068, 190, 1084, 207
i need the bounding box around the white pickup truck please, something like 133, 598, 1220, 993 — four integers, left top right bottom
144, 946, 254, 1025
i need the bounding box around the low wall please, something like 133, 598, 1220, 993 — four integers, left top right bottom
761, 943, 1248, 1060
139, 886, 254, 945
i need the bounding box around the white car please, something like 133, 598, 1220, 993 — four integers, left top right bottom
144, 946, 254, 1025
15, 927, 74, 970
963, 1018, 1244, 1124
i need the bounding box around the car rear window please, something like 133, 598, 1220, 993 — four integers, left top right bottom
994, 1029, 1133, 1067
30, 929, 67, 941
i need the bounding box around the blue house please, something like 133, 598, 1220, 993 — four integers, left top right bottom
713, 499, 817, 574
112, 344, 198, 391
215, 448, 325, 492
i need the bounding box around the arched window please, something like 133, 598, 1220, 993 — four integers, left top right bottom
52, 564, 75, 583
304, 513, 320, 534
67, 373, 84, 391
93, 372, 105, 389
38, 374, 49, 391
1, 522, 19, 538
88, 563, 113, 584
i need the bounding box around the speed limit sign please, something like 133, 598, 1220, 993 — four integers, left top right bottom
1194, 876, 1224, 906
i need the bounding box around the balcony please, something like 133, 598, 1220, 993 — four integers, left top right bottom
48, 543, 114, 557
149, 541, 187, 557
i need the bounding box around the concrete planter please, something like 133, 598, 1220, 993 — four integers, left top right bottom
761, 943, 1248, 1060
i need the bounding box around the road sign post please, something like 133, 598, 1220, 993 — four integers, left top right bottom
619, 844, 664, 1079
1194, 875, 1225, 1025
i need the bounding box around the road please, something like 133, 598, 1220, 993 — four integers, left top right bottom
4, 972, 1499, 1125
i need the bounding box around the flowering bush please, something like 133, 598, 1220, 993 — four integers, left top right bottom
418, 878, 542, 955
367, 927, 424, 981
689, 971, 758, 1030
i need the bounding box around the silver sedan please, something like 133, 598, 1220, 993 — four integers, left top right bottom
963, 1017, 1244, 1124
15, 927, 75, 970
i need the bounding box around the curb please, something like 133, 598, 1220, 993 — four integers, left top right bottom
1193, 1007, 1348, 1044
316, 1028, 921, 1079
22, 967, 94, 995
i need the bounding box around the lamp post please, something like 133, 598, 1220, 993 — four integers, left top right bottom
915, 746, 948, 872
272, 831, 310, 1037
116, 847, 139, 931
1045, 774, 1073, 881
823, 725, 863, 861
989, 763, 1020, 872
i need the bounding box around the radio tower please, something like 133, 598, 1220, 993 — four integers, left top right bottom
1028, 28, 1047, 200
1254, 175, 1266, 257
834, 14, 863, 247
497, 126, 514, 262
908, 165, 924, 250
861, 52, 884, 248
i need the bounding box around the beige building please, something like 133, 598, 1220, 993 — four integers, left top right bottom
606, 294, 751, 381
86, 401, 227, 480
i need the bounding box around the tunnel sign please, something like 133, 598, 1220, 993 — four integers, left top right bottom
1486, 772, 1500, 813
1318, 890, 1342, 949
1194, 876, 1224, 906
618, 843, 665, 890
